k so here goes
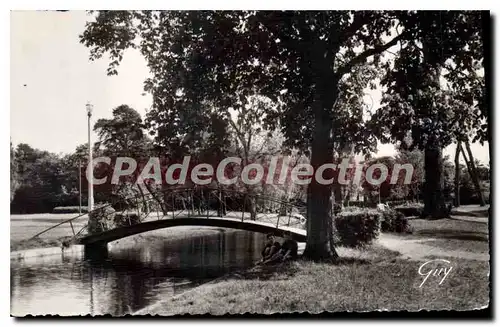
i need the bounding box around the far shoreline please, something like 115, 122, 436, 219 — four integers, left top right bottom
11, 225, 234, 255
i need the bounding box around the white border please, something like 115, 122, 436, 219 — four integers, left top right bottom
3, 2, 498, 326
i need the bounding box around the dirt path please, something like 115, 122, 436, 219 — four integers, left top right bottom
376, 234, 490, 261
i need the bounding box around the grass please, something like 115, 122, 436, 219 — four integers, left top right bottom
136, 217, 490, 315
408, 218, 489, 242
11, 237, 73, 252
421, 239, 490, 254
139, 245, 489, 315
10, 213, 236, 252
10, 213, 88, 251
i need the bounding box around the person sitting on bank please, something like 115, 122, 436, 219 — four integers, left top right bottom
260, 233, 281, 263
263, 231, 298, 264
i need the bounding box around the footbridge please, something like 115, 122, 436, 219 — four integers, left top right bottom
30, 187, 308, 253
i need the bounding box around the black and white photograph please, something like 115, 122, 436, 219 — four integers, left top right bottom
9, 9, 491, 317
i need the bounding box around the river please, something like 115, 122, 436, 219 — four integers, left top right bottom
10, 228, 267, 316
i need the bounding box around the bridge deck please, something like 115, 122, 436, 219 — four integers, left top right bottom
77, 216, 307, 245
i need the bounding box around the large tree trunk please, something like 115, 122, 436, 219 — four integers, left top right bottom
301, 25, 339, 262
454, 142, 461, 207
463, 140, 486, 206
422, 142, 449, 219
302, 91, 339, 262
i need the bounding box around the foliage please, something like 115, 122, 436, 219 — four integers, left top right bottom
474, 161, 490, 181
11, 144, 71, 213
457, 164, 490, 205
10, 142, 103, 213
361, 156, 395, 202
94, 104, 152, 158
88, 205, 117, 234
380, 208, 411, 233
80, 10, 419, 260
10, 141, 20, 202
442, 155, 455, 200
371, 11, 484, 151
368, 11, 485, 218
394, 203, 424, 217
53, 206, 88, 214
341, 206, 365, 213
334, 210, 381, 248
78, 11, 487, 258
392, 149, 424, 200
113, 213, 142, 228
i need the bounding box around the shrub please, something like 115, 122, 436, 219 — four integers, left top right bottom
113, 213, 142, 228
394, 203, 424, 217
381, 209, 411, 233
345, 201, 371, 208
342, 206, 365, 213
88, 205, 116, 234
334, 210, 381, 248
53, 206, 89, 214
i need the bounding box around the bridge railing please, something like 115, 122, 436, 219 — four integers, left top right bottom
29, 187, 307, 243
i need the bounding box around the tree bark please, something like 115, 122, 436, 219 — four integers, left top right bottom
302, 90, 339, 262
463, 140, 486, 206
422, 142, 449, 219
454, 142, 461, 207
301, 19, 339, 262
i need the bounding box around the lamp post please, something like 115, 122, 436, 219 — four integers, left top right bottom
86, 102, 94, 213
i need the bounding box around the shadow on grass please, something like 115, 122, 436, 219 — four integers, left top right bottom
229, 262, 299, 281
416, 229, 489, 242
226, 248, 386, 282
231, 258, 372, 282
451, 210, 489, 217
335, 257, 371, 265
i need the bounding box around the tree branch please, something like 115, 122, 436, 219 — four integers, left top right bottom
336, 31, 408, 77
337, 12, 369, 46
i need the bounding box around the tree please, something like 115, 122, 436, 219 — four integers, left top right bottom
94, 105, 151, 158
394, 149, 424, 201
11, 144, 69, 213
93, 105, 153, 211
474, 160, 490, 181
459, 142, 486, 206
370, 11, 484, 219
61, 143, 103, 208
226, 95, 278, 219
443, 12, 487, 208
361, 156, 395, 203
10, 141, 20, 202
81, 11, 445, 261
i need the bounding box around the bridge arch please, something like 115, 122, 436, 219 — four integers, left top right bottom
30, 186, 307, 249
78, 217, 307, 246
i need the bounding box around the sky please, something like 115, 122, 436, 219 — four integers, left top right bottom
10, 10, 491, 165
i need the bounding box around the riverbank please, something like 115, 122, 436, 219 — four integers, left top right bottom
137, 217, 490, 315
11, 227, 229, 260
136, 244, 489, 315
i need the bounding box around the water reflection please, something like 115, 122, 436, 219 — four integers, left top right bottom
11, 228, 266, 316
